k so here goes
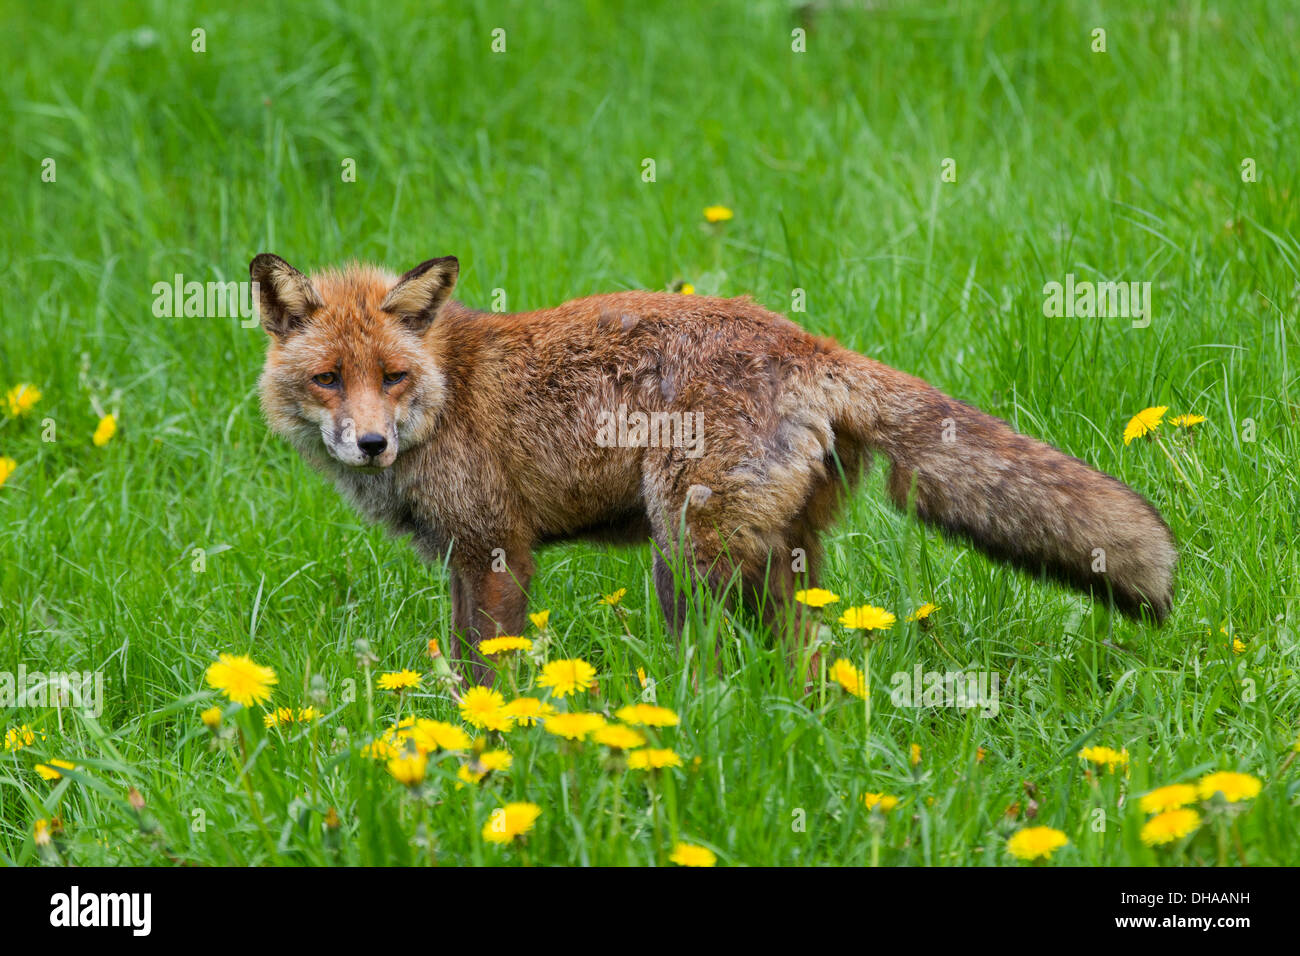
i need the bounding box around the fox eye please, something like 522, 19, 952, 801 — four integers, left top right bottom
312, 372, 339, 387
383, 371, 407, 386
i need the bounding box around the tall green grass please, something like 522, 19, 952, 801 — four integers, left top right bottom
0, 0, 1296, 865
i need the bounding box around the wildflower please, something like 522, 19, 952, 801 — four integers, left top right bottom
599, 588, 627, 606
1197, 771, 1261, 803
482, 802, 541, 844
200, 706, 222, 730
480, 750, 513, 772
614, 704, 680, 727
670, 842, 717, 866
1078, 746, 1130, 771
862, 792, 899, 812
703, 205, 734, 223
1123, 406, 1166, 445
543, 712, 606, 741
377, 669, 422, 692
1138, 783, 1198, 814
503, 697, 554, 727
34, 818, 52, 846
839, 605, 895, 631
636, 667, 648, 687
459, 686, 511, 730
3, 725, 42, 752
387, 752, 428, 787
0, 457, 16, 488
93, 413, 117, 447
1232, 638, 1246, 654
480, 636, 533, 656
905, 602, 940, 622
263, 707, 295, 728
593, 724, 646, 750
1141, 808, 1201, 846
794, 588, 840, 608
627, 748, 683, 770
1006, 826, 1068, 862
205, 653, 277, 707
1168, 413, 1206, 428
528, 609, 550, 630
538, 658, 597, 697
427, 639, 441, 659
35, 759, 76, 781
679, 283, 695, 295
6, 383, 41, 417
910, 743, 922, 767
828, 658, 866, 698
409, 719, 471, 753
458, 764, 485, 786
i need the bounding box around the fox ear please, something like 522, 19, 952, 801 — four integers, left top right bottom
380, 256, 459, 332
250, 253, 323, 339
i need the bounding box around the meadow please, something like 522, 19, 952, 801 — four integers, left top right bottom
1, 0, 1297, 866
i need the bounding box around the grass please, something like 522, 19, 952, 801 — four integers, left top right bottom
1, 0, 1297, 866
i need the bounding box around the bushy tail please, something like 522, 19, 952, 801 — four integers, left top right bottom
829, 352, 1176, 621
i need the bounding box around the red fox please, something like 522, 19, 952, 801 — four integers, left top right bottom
252, 253, 1176, 680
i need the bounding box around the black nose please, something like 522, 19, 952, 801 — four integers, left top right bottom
357, 433, 388, 457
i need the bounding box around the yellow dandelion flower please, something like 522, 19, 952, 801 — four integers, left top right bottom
543, 711, 606, 741
34, 818, 52, 846
427, 638, 441, 659
794, 588, 840, 608
480, 749, 513, 772
4, 724, 43, 752
1006, 826, 1068, 861
679, 283, 696, 295
1123, 406, 1166, 445
1168, 413, 1206, 427
1139, 783, 1199, 814
670, 842, 716, 866
1197, 771, 1261, 803
377, 669, 422, 691
1079, 745, 1130, 770
6, 383, 41, 417
503, 697, 554, 727
205, 653, 277, 707
828, 658, 866, 698
0, 457, 16, 489
200, 706, 222, 730
1141, 808, 1201, 846
905, 602, 940, 622
636, 666, 648, 687
528, 609, 550, 630
627, 748, 683, 770
263, 706, 295, 728
538, 658, 597, 697
479, 636, 533, 656
862, 792, 900, 812
910, 743, 922, 767
92, 413, 117, 447
458, 764, 485, 786
599, 588, 627, 606
703, 205, 734, 223
839, 605, 895, 631
297, 707, 319, 722
35, 759, 76, 781
409, 718, 471, 753
614, 703, 680, 727
593, 724, 646, 751
1232, 638, 1246, 654
387, 752, 428, 787
482, 802, 541, 843
459, 686, 511, 730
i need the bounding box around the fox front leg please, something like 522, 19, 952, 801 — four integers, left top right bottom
449, 550, 534, 686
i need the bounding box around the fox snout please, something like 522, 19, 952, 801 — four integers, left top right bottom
322, 413, 399, 469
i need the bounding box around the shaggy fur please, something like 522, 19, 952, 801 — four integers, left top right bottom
253, 254, 1177, 681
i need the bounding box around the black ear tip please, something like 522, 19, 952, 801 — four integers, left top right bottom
250, 252, 284, 277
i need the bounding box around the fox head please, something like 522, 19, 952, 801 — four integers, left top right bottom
251, 254, 456, 470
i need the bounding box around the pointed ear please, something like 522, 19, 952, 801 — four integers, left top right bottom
380, 256, 459, 333
249, 253, 324, 339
